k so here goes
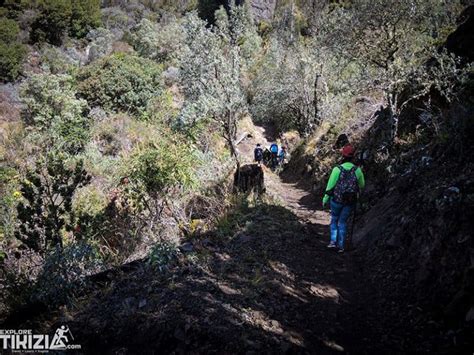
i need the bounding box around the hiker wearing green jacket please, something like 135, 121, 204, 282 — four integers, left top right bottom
323, 144, 365, 253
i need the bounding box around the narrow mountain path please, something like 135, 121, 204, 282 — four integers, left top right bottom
255, 168, 375, 353
9, 122, 388, 353
32, 167, 381, 354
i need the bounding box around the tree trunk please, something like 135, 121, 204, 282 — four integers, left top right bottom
387, 91, 399, 142
226, 113, 240, 167
313, 67, 322, 128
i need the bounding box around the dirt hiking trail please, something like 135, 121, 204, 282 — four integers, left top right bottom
19, 167, 388, 354
4, 122, 397, 354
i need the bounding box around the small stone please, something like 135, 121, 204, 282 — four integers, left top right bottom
139, 299, 147, 308
179, 242, 194, 253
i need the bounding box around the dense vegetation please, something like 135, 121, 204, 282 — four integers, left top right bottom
0, 1, 472, 349
0, 16, 27, 81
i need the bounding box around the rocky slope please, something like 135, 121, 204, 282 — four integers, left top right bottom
282, 8, 474, 352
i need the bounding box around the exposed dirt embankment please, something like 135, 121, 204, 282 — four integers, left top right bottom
285, 88, 474, 353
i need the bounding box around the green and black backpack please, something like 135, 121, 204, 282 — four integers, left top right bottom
333, 165, 359, 205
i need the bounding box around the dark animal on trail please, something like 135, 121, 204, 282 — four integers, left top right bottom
233, 164, 265, 194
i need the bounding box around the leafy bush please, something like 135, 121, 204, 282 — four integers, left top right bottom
179, 11, 246, 164
0, 42, 27, 82
215, 3, 261, 66
86, 27, 115, 63
0, 16, 20, 42
15, 154, 91, 255
120, 127, 198, 234
73, 184, 108, 218
148, 241, 177, 271
0, 0, 33, 18
0, 167, 19, 241
76, 53, 163, 115
127, 18, 184, 64
101, 6, 131, 32
39, 44, 76, 74
143, 89, 178, 124
126, 137, 197, 199
70, 0, 101, 38
33, 242, 101, 305
20, 73, 90, 153
30, 0, 101, 45
30, 0, 72, 45
0, 17, 27, 81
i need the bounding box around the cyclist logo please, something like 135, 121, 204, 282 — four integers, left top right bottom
50, 325, 74, 350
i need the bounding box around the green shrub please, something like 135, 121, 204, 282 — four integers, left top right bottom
70, 0, 101, 38
39, 44, 76, 74
126, 138, 197, 198
30, 0, 72, 45
0, 16, 19, 42
30, 0, 101, 45
0, 166, 19, 241
33, 242, 101, 305
0, 41, 26, 81
76, 53, 163, 116
0, 17, 27, 81
20, 73, 90, 153
127, 18, 184, 64
143, 89, 178, 124
101, 7, 130, 32
148, 242, 177, 271
15, 154, 91, 255
73, 184, 108, 218
0, 1, 33, 19
121, 128, 198, 223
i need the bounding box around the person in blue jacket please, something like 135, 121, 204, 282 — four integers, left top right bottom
269, 143, 279, 169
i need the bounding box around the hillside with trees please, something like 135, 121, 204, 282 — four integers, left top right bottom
0, 0, 473, 353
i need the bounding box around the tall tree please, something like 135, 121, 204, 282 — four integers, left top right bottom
179, 11, 247, 169
322, 0, 462, 140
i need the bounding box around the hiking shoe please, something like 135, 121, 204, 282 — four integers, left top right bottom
327, 243, 337, 248
338, 248, 345, 253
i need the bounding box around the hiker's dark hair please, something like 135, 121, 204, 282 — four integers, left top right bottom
342, 156, 353, 164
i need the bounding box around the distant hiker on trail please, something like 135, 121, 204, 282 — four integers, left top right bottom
278, 146, 287, 165
254, 143, 263, 166
270, 143, 279, 170
323, 144, 365, 253
263, 148, 272, 166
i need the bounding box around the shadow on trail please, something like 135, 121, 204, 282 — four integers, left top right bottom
44, 202, 369, 354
